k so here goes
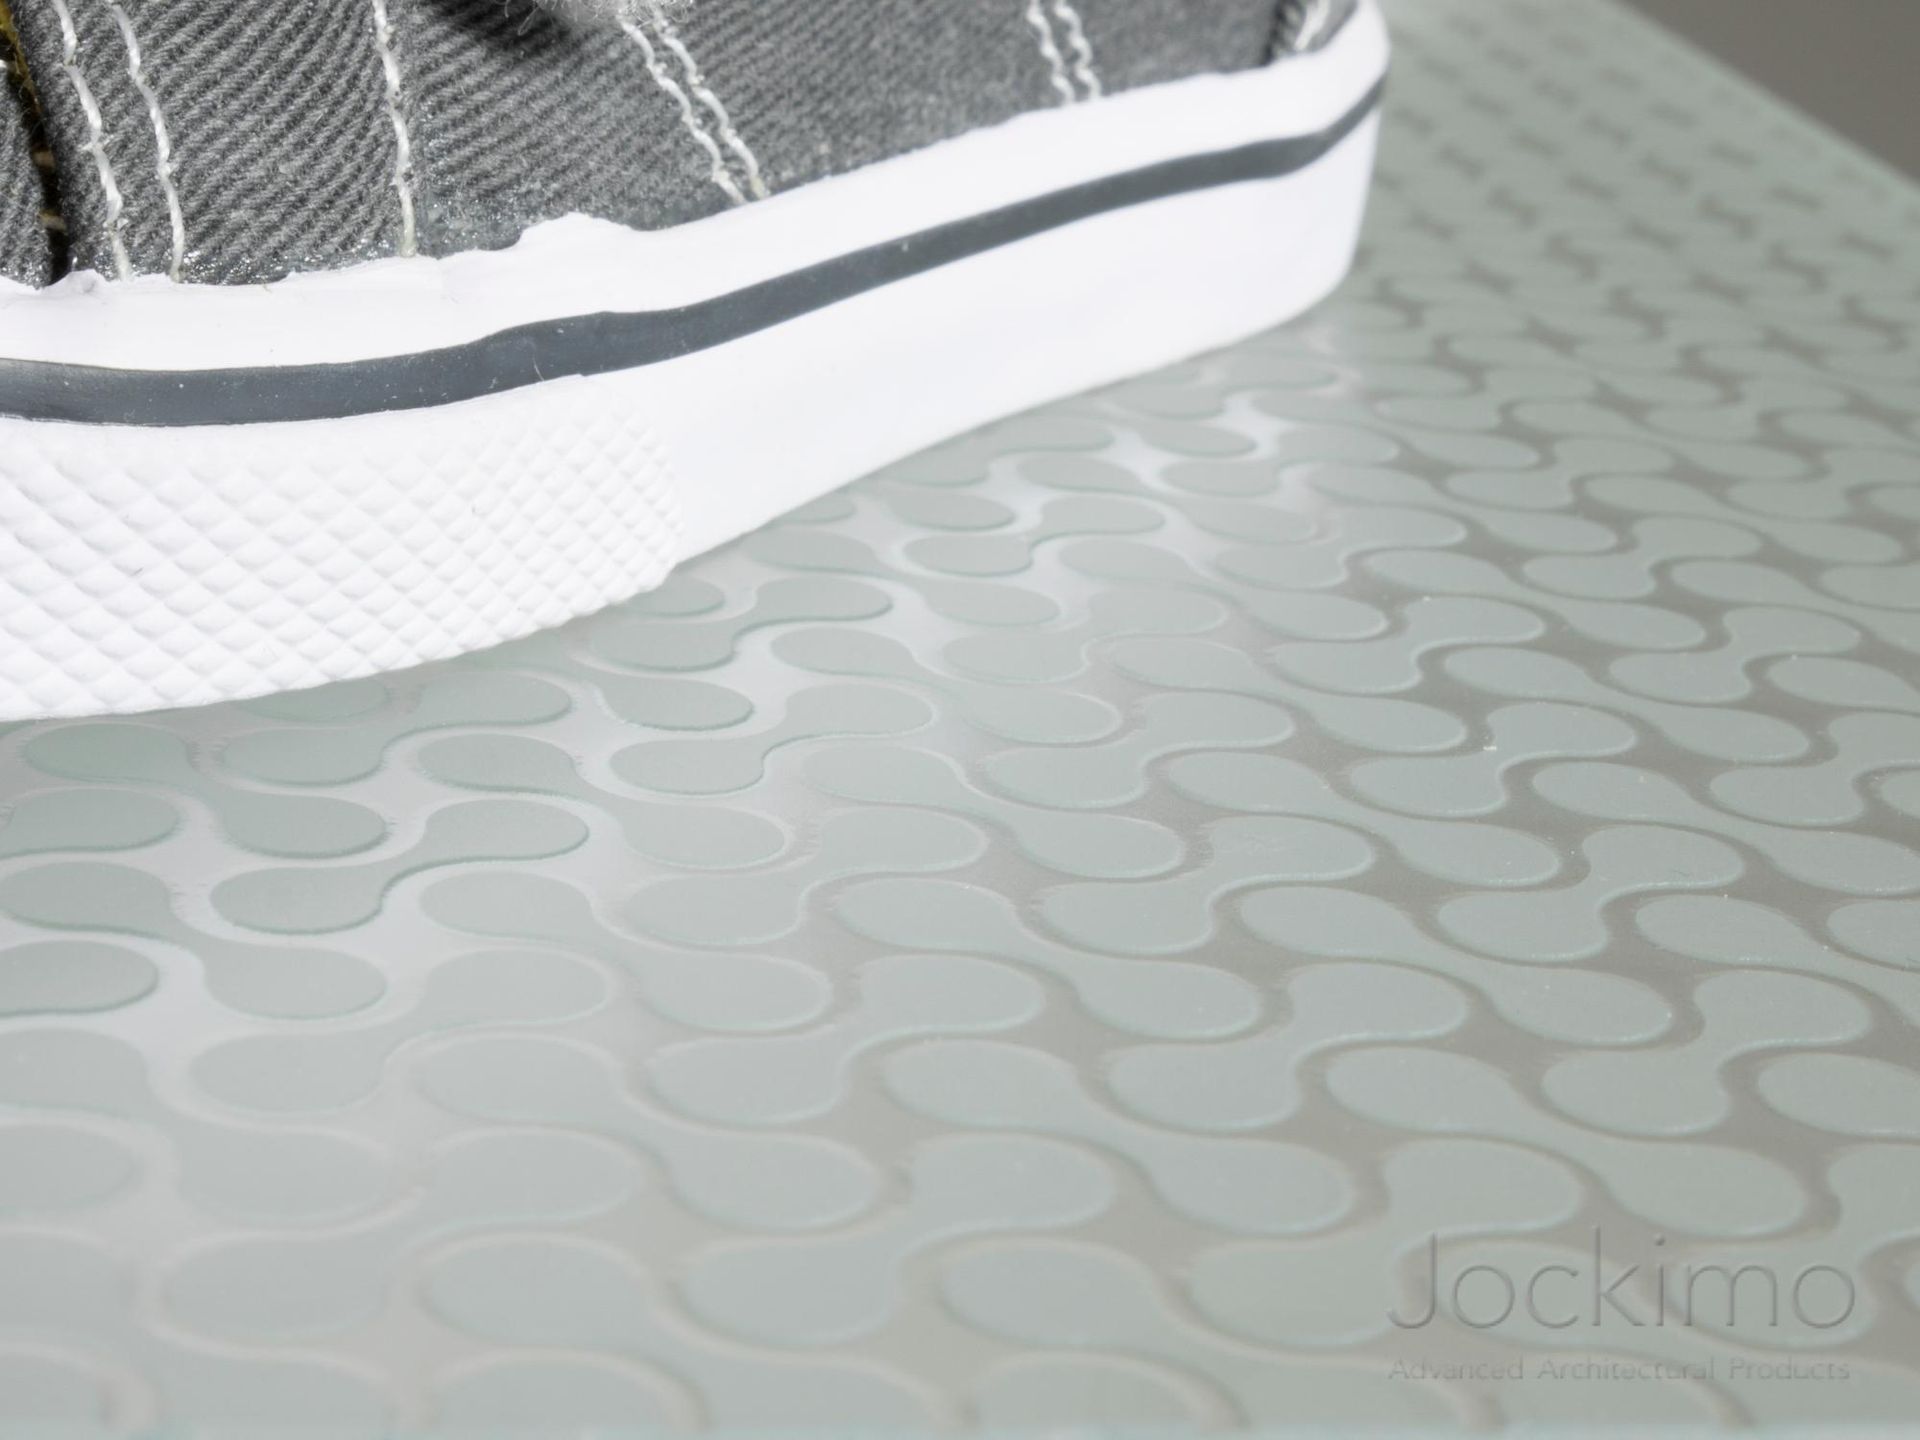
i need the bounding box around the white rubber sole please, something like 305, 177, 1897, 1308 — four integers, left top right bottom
0, 2, 1386, 722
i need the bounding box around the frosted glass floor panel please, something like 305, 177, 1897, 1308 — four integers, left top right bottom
1, 0, 1917, 1431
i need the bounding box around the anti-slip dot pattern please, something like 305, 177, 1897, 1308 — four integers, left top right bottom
2, 0, 1919, 1429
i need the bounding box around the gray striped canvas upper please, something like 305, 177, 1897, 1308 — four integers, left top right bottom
1, 18, 54, 286
1, 0, 1346, 288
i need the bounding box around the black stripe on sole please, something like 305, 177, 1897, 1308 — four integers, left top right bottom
0, 80, 1383, 428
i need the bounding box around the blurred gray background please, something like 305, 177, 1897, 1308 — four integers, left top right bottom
1620, 0, 1920, 177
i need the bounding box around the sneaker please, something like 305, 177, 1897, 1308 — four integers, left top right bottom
0, 0, 1385, 721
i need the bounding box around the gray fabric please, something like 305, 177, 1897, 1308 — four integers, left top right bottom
7, 0, 1313, 287
8, 0, 401, 282
671, 2, 1063, 201
1075, 0, 1282, 94
0, 27, 53, 285
527, 0, 628, 25
393, 0, 721, 260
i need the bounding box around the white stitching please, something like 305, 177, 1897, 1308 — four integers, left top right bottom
1049, 0, 1103, 99
370, 0, 419, 256
1022, 0, 1075, 106
619, 15, 746, 206
106, 1, 185, 281
46, 0, 132, 278
645, 2, 767, 200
